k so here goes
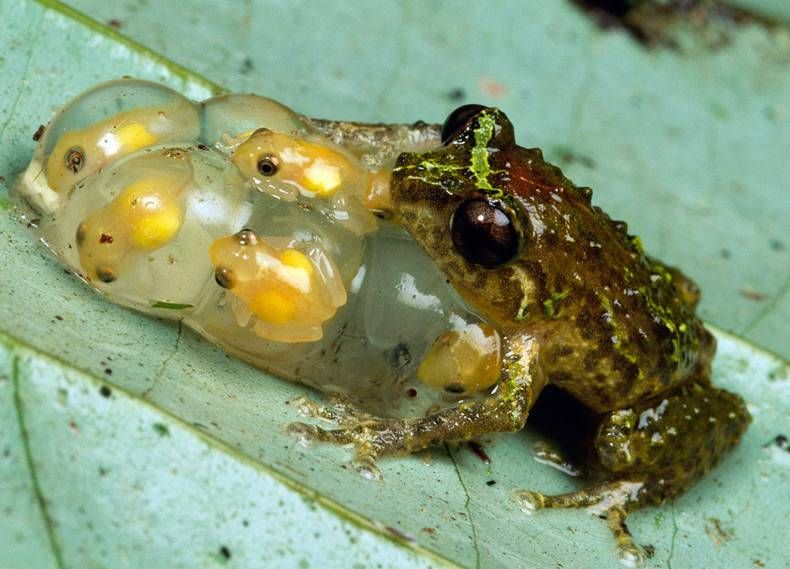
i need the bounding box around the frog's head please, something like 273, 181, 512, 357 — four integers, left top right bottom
391, 105, 611, 326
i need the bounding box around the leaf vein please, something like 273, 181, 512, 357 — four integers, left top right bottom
12, 354, 66, 569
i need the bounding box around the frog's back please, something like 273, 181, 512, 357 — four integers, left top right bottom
502, 145, 711, 412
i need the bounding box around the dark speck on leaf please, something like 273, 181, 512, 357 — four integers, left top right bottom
769, 238, 785, 251
153, 423, 170, 437
738, 288, 767, 302
553, 144, 596, 169
104, 368, 112, 376
720, 248, 731, 259
107, 19, 123, 29
447, 87, 466, 101
764, 434, 788, 453
240, 57, 254, 75
99, 233, 114, 244
32, 124, 45, 141
406, 388, 417, 398
486, 480, 497, 486
219, 546, 231, 560
99, 385, 112, 398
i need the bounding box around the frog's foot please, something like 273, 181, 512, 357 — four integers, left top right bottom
514, 482, 645, 567
286, 411, 390, 480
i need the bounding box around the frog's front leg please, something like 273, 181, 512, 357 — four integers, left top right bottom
516, 375, 751, 564
287, 335, 545, 479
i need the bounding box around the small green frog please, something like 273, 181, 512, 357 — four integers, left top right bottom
291, 105, 751, 563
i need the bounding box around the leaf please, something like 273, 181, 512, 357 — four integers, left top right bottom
1, 1, 788, 568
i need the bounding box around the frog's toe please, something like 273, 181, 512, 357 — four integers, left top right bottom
285, 421, 356, 446
285, 419, 387, 480
287, 394, 371, 426
513, 489, 548, 513
615, 541, 644, 568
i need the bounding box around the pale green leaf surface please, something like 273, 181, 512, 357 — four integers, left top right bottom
0, 2, 788, 568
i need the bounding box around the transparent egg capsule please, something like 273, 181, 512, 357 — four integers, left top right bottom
200, 93, 306, 149
23, 79, 200, 213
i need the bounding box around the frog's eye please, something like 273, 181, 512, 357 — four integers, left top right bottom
451, 198, 520, 267
257, 154, 279, 176
441, 104, 488, 144
64, 147, 86, 174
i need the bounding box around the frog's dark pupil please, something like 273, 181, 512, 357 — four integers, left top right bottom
451, 198, 519, 267
257, 155, 279, 176
441, 104, 488, 144
65, 147, 85, 174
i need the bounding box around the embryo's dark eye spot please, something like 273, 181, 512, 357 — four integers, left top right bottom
214, 267, 235, 289
451, 198, 520, 267
257, 155, 279, 176
75, 223, 87, 246
96, 266, 116, 283
65, 147, 85, 174
441, 104, 488, 144
235, 228, 259, 246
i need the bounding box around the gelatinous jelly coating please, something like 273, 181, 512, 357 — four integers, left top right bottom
24, 79, 200, 213
19, 78, 495, 415
200, 93, 306, 147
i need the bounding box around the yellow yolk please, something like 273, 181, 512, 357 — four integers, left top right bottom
114, 122, 158, 152
249, 289, 297, 324
301, 158, 342, 196
280, 249, 314, 275
117, 178, 184, 250
128, 208, 182, 249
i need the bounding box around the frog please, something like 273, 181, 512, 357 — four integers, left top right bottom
19, 79, 751, 563
288, 104, 752, 563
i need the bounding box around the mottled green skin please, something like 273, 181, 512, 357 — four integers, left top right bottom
390, 108, 751, 510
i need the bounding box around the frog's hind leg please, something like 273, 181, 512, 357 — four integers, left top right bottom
515, 375, 751, 564
287, 335, 545, 479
